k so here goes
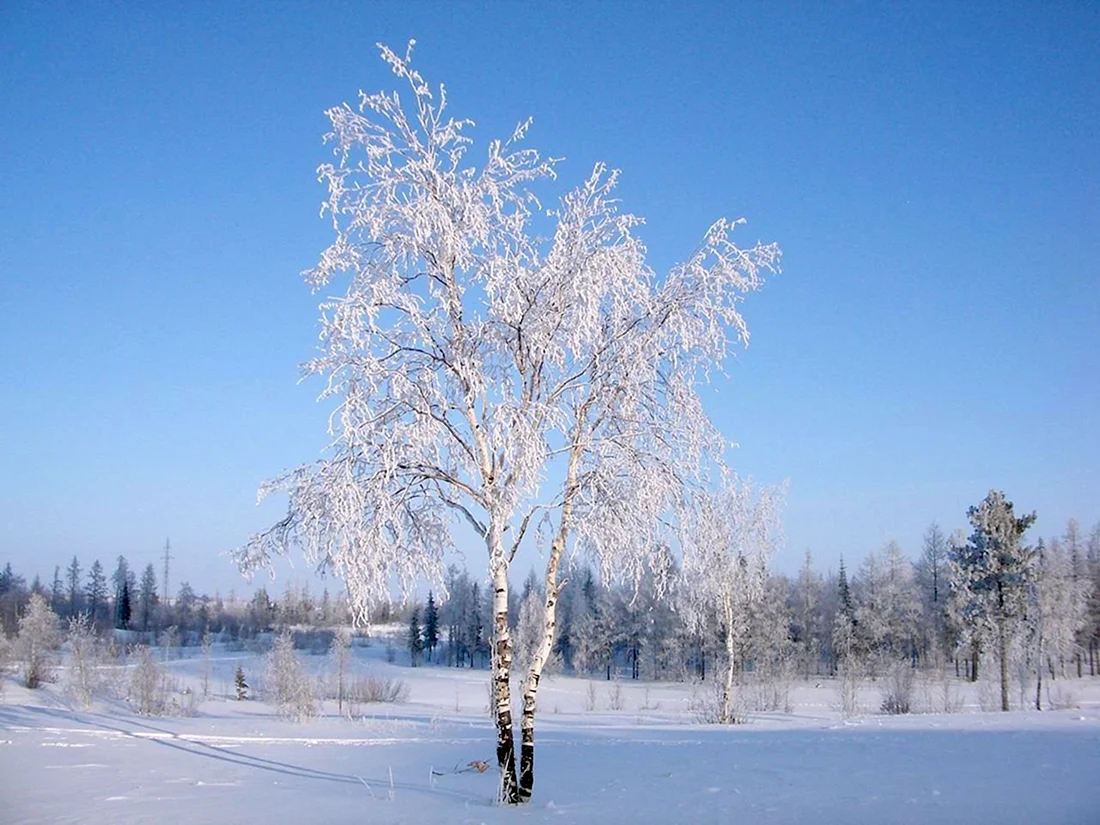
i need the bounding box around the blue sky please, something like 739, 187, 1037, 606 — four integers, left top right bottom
1, 1, 1097, 595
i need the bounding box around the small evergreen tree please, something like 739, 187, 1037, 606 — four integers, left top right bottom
408, 605, 423, 667
116, 580, 132, 629
235, 664, 248, 700
111, 556, 131, 625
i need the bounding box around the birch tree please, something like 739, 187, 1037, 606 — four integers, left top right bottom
681, 478, 783, 723
234, 42, 778, 803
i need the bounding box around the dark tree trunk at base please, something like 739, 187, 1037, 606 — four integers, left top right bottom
491, 560, 519, 804
495, 707, 519, 804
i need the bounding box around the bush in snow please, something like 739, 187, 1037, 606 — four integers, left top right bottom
880, 659, 915, 715
64, 613, 103, 709
128, 644, 197, 716
266, 630, 316, 722
344, 673, 410, 719
15, 593, 61, 689
689, 677, 746, 724
607, 678, 625, 711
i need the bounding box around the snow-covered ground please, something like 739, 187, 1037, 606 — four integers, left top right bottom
3, 643, 1099, 824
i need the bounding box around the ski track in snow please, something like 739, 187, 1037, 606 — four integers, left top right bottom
8, 725, 481, 748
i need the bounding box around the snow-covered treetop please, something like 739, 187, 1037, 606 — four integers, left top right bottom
234, 42, 780, 623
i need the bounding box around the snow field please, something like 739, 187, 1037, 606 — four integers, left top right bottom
2, 640, 1099, 824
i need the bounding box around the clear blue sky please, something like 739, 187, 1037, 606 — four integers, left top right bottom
1, 1, 1097, 594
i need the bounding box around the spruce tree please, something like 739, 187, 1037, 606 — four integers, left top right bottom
424, 591, 439, 662
50, 566, 64, 615
408, 605, 423, 666
67, 555, 82, 617
86, 560, 107, 625
117, 580, 132, 629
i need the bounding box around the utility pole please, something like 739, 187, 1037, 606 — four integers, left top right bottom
162, 538, 173, 607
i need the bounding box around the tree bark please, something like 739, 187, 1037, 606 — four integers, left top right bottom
721, 598, 736, 724
490, 558, 519, 804
518, 560, 561, 804
517, 451, 579, 804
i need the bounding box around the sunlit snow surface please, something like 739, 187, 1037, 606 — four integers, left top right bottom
2, 647, 1098, 824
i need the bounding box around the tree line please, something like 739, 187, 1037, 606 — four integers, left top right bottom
399, 504, 1099, 712
0, 555, 352, 644
4, 497, 1098, 716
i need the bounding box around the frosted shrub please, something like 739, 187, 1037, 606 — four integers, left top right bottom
745, 652, 795, 713
745, 669, 793, 714
607, 678, 625, 711
689, 678, 745, 724
585, 681, 598, 712
879, 659, 914, 715
16, 593, 61, 689
915, 662, 964, 714
1044, 681, 1079, 710
64, 614, 102, 709
637, 686, 660, 712
130, 645, 166, 714
266, 630, 317, 722
129, 645, 200, 717
345, 674, 410, 719
159, 625, 180, 660
350, 674, 410, 704
837, 661, 862, 717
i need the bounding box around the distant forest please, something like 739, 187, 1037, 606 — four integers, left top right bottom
3, 517, 1099, 691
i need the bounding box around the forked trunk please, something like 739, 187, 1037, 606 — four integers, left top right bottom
518, 454, 579, 803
